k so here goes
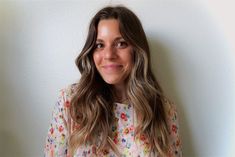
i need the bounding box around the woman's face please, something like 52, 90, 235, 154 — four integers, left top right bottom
93, 19, 133, 88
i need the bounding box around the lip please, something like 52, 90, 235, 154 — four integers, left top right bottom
101, 64, 123, 72
102, 64, 122, 68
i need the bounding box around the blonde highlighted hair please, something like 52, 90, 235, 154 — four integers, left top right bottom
69, 6, 169, 156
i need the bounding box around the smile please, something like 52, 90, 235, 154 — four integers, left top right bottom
102, 64, 123, 72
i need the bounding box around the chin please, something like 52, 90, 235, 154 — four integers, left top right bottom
104, 80, 120, 85
102, 78, 122, 85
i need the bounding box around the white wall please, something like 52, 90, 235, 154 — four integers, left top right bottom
1, 0, 234, 157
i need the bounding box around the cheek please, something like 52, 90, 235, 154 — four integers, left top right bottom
93, 53, 101, 67
128, 58, 134, 70
126, 50, 134, 67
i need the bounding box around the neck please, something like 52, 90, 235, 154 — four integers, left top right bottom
113, 83, 128, 103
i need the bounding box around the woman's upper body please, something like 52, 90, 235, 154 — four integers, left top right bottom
44, 5, 183, 157
44, 84, 182, 157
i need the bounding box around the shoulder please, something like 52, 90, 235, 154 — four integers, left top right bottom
53, 83, 78, 116
162, 96, 178, 117
58, 83, 78, 101
52, 83, 79, 125
162, 96, 180, 130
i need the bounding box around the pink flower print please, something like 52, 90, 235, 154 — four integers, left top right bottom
58, 125, 64, 132
140, 134, 146, 141
87, 149, 91, 154
120, 113, 127, 121
74, 123, 80, 129
129, 125, 134, 131
49, 144, 55, 157
92, 146, 97, 154
102, 149, 109, 155
65, 100, 70, 108
113, 132, 119, 144
172, 124, 178, 134
121, 113, 126, 119
129, 126, 134, 137
113, 136, 119, 144
50, 127, 54, 135
50, 149, 54, 157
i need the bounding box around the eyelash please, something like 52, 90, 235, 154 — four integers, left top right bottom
95, 43, 104, 49
95, 41, 128, 49
116, 41, 128, 48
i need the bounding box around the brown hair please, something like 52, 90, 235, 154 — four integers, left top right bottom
69, 5, 169, 156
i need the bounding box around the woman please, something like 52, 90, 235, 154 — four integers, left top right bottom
44, 5, 182, 157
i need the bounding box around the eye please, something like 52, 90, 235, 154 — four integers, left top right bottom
95, 43, 104, 49
116, 41, 128, 48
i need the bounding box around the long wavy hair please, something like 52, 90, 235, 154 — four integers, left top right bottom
69, 6, 169, 156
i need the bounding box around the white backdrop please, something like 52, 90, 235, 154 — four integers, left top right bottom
1, 0, 235, 157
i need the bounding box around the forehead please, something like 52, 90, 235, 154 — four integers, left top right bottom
97, 19, 122, 39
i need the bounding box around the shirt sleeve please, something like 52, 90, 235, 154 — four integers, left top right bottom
44, 89, 70, 157
164, 98, 183, 157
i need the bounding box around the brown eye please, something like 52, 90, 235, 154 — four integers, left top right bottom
95, 43, 104, 49
116, 41, 128, 48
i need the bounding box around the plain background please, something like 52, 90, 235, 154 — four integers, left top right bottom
1, 0, 235, 157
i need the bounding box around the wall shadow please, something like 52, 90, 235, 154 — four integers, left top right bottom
0, 129, 24, 157
148, 36, 197, 157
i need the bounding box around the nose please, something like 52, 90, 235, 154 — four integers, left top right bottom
104, 45, 117, 60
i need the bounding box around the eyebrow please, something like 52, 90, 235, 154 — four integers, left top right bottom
96, 37, 125, 43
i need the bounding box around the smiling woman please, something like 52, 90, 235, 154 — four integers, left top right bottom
93, 19, 133, 97
44, 5, 182, 157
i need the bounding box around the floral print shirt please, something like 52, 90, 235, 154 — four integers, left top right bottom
44, 84, 182, 157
